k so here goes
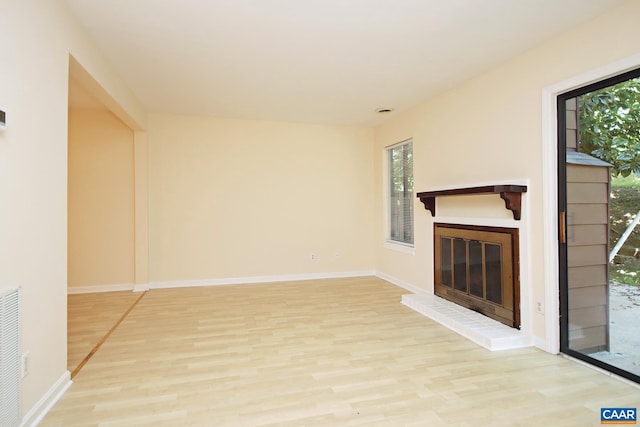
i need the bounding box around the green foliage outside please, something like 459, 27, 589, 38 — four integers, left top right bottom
578, 77, 640, 177
578, 76, 640, 285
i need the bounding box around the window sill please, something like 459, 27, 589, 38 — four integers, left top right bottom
384, 240, 415, 255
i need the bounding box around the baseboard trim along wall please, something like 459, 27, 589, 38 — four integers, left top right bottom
133, 283, 150, 292
67, 272, 380, 294
67, 283, 135, 294
20, 371, 71, 427
374, 271, 428, 295
149, 270, 377, 289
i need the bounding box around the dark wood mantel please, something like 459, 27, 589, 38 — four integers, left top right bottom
416, 185, 528, 220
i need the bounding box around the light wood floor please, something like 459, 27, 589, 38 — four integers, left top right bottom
43, 277, 640, 426
66, 291, 144, 375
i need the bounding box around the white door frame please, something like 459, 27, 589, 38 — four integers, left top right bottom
541, 53, 640, 354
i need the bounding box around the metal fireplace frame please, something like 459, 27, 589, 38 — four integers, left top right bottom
434, 223, 520, 329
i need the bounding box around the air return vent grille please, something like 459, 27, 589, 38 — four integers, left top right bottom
0, 287, 20, 427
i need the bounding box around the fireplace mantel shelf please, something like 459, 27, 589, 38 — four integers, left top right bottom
416, 185, 528, 220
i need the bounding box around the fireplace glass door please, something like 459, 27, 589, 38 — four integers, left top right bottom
434, 224, 519, 328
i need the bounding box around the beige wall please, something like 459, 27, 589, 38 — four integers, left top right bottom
374, 0, 640, 342
0, 0, 145, 420
148, 114, 375, 283
68, 109, 135, 289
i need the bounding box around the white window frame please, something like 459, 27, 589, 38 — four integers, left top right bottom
385, 139, 414, 250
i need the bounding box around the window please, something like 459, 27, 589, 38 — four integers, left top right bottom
388, 139, 414, 245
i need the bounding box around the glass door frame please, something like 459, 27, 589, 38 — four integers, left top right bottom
557, 67, 640, 384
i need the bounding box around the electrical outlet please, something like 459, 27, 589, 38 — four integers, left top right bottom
21, 352, 30, 378
310, 253, 316, 261
536, 301, 544, 314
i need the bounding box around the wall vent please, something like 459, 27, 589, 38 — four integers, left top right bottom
0, 287, 20, 427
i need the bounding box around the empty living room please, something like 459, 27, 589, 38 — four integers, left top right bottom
2, 1, 640, 426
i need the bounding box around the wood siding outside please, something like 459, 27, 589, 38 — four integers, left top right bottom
566, 163, 610, 353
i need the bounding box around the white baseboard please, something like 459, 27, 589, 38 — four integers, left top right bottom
533, 335, 554, 353
150, 270, 376, 289
375, 271, 428, 295
67, 272, 380, 294
133, 283, 150, 292
67, 283, 134, 294
20, 371, 72, 427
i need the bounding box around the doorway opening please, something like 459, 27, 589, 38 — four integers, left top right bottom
558, 67, 640, 383
67, 56, 141, 377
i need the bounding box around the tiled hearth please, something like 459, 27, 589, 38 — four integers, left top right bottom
402, 293, 530, 351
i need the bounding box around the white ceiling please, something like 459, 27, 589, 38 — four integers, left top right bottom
64, 0, 625, 127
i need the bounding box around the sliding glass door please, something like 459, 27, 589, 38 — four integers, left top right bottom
558, 69, 640, 384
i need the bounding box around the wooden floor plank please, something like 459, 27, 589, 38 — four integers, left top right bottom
44, 277, 640, 426
66, 291, 146, 374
